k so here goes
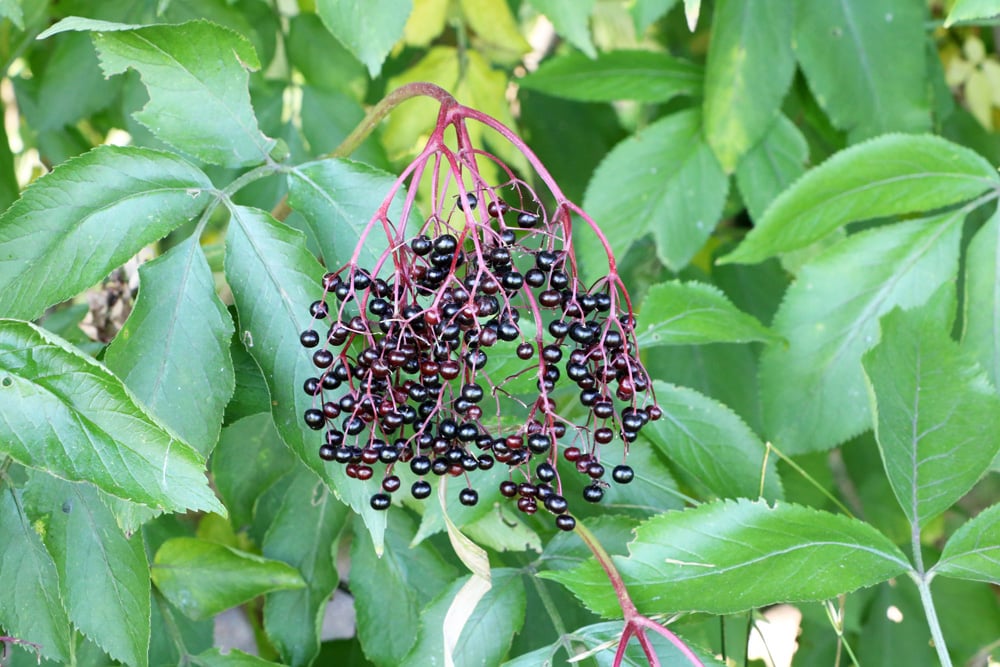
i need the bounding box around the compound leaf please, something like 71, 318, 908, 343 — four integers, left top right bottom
723, 134, 996, 264
0, 145, 211, 321
152, 537, 304, 621
541, 499, 910, 617
105, 237, 234, 457
759, 212, 963, 454
0, 320, 223, 513
863, 299, 1000, 528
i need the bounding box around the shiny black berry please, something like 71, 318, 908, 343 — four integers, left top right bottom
458, 488, 479, 506
612, 464, 635, 484
555, 514, 576, 531
300, 329, 320, 347
370, 493, 391, 510
411, 480, 432, 499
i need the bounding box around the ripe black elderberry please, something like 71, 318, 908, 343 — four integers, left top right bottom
299, 92, 659, 530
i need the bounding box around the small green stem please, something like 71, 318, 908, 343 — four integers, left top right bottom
766, 442, 855, 518
913, 575, 952, 667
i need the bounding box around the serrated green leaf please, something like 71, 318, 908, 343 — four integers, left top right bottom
404, 568, 526, 666
642, 381, 782, 501
212, 413, 296, 530
703, 0, 795, 172
287, 13, 367, 96
192, 648, 285, 666
460, 0, 531, 64
0, 145, 211, 320
581, 110, 728, 274
352, 511, 457, 667
151, 537, 304, 621
287, 158, 404, 271
526, 0, 596, 57
541, 499, 911, 617
263, 469, 348, 667
734, 114, 808, 223
631, 0, 679, 34
105, 237, 234, 456
518, 50, 702, 103
722, 134, 997, 265
35, 31, 121, 131
946, 0, 1000, 26
759, 212, 963, 454
863, 299, 1000, 528
223, 205, 387, 551
41, 18, 274, 167
0, 486, 71, 662
962, 209, 1000, 389
317, 0, 412, 77
25, 476, 149, 667
0, 320, 223, 513
635, 280, 778, 347
794, 0, 930, 141
933, 503, 1000, 583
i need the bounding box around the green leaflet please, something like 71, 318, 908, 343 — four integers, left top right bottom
0, 145, 212, 321
933, 503, 1000, 584
734, 114, 808, 223
0, 320, 223, 514
946, 0, 1000, 26
962, 209, 1000, 389
541, 499, 911, 617
525, 0, 596, 58
317, 0, 413, 77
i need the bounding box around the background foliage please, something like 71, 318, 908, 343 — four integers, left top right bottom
0, 0, 999, 665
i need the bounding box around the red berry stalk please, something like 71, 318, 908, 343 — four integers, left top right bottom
297, 83, 701, 667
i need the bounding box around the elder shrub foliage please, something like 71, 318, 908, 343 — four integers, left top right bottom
0, 1, 998, 666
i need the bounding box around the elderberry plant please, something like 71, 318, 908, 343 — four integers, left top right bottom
298, 93, 660, 531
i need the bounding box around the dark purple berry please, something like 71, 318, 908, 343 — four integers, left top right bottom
555, 514, 576, 531
612, 465, 634, 484
459, 488, 479, 506
300, 329, 320, 347
370, 493, 391, 510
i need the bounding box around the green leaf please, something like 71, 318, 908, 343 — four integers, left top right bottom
642, 381, 782, 501
862, 299, 1000, 529
105, 237, 234, 456
0, 487, 71, 662
193, 648, 285, 666
0, 145, 211, 320
518, 50, 702, 103
734, 114, 808, 223
404, 568, 526, 666
151, 537, 304, 621
0, 0, 23, 29
24, 477, 150, 667
287, 14, 367, 96
962, 209, 1000, 390
35, 31, 121, 131
582, 110, 728, 274
212, 414, 296, 530
459, 0, 531, 64
933, 503, 1000, 583
287, 158, 404, 270
40, 18, 274, 167
759, 212, 963, 454
351, 511, 456, 667
526, 0, 596, 58
0, 320, 223, 513
703, 0, 795, 172
794, 0, 930, 140
541, 499, 911, 617
317, 0, 412, 78
631, 0, 679, 34
722, 134, 997, 265
262, 469, 348, 667
635, 280, 778, 347
946, 0, 1000, 26
223, 205, 387, 551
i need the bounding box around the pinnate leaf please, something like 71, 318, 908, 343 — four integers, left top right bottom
933, 503, 1000, 583
41, 18, 274, 167
0, 319, 223, 514
518, 50, 702, 103
0, 145, 212, 320
541, 499, 910, 617
152, 537, 304, 621
962, 209, 1000, 389
287, 158, 403, 271
223, 205, 387, 551
105, 237, 234, 456
317, 0, 412, 77
794, 0, 930, 140
635, 280, 779, 347
722, 134, 997, 265
863, 299, 1000, 528
263, 469, 348, 667
759, 211, 963, 454
582, 110, 728, 274
25, 477, 150, 667
642, 381, 782, 501
703, 0, 795, 172
0, 487, 71, 662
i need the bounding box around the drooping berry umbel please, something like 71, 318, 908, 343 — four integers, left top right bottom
300, 85, 659, 530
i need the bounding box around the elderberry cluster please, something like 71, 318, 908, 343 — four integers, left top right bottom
300, 184, 659, 531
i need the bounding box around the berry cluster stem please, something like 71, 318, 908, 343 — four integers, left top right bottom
573, 520, 704, 667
